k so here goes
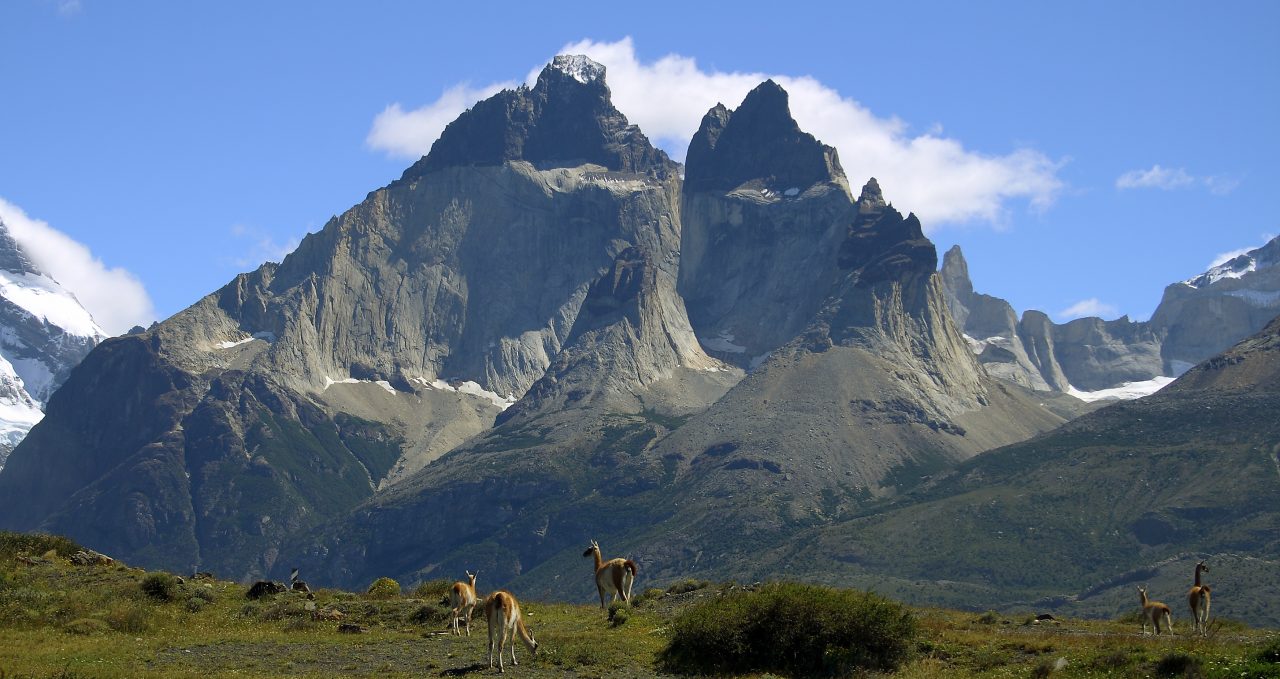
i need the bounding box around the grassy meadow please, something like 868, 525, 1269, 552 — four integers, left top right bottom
1, 533, 1278, 678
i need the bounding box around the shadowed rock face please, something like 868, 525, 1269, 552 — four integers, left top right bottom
0, 56, 706, 579
278, 79, 1069, 595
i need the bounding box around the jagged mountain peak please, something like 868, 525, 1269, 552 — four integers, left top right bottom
404, 55, 673, 181
857, 177, 887, 213
543, 54, 606, 85
684, 79, 843, 193
1182, 235, 1280, 289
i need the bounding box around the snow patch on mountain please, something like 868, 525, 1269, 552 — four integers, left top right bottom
1067, 375, 1175, 402
0, 270, 104, 338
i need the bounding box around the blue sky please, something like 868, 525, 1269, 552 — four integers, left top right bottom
2, 1, 1276, 333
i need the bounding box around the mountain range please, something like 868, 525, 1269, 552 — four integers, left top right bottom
0, 55, 1276, 624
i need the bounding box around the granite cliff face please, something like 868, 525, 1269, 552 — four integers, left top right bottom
281, 81, 1068, 594
941, 239, 1280, 399
0, 218, 105, 467
0, 56, 718, 578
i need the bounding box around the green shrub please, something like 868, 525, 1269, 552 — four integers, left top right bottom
412, 578, 453, 602
185, 596, 208, 613
191, 586, 216, 603
665, 579, 710, 595
366, 577, 401, 599
0, 531, 83, 560
976, 610, 1000, 624
660, 582, 917, 676
1154, 652, 1204, 678
1258, 639, 1280, 663
139, 572, 178, 602
409, 603, 451, 626
631, 587, 665, 607
64, 617, 110, 635
103, 601, 151, 633
608, 600, 630, 627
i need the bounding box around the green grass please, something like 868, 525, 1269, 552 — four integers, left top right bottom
2, 531, 1279, 678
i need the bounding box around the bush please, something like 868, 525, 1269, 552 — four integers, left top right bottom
409, 603, 452, 626
412, 578, 453, 602
976, 610, 1000, 624
185, 596, 208, 613
1154, 652, 1204, 678
1258, 639, 1280, 664
665, 579, 710, 595
139, 572, 179, 602
632, 587, 665, 607
366, 577, 401, 599
608, 600, 630, 627
660, 582, 916, 676
191, 586, 216, 603
64, 618, 109, 635
0, 531, 83, 560
103, 601, 151, 633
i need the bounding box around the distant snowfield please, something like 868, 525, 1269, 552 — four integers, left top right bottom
324, 375, 518, 410
1067, 376, 1175, 403
0, 270, 105, 339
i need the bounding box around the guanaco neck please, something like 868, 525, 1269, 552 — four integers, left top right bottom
592, 548, 603, 571
1140, 590, 1149, 606
1194, 564, 1203, 587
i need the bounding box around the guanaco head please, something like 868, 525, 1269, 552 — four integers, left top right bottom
582, 539, 600, 558
1137, 585, 1148, 602
465, 570, 477, 587
1197, 561, 1209, 574
527, 629, 539, 655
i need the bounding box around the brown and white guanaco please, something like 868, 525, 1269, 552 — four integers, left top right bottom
448, 570, 478, 636
1188, 561, 1212, 636
485, 590, 537, 673
583, 539, 636, 609
1138, 585, 1173, 636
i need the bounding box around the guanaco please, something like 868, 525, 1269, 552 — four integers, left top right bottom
448, 570, 478, 636
1138, 585, 1173, 635
485, 590, 537, 673
1188, 561, 1212, 636
583, 539, 637, 609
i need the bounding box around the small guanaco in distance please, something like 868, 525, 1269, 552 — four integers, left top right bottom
484, 590, 537, 673
1138, 585, 1173, 635
583, 539, 636, 609
448, 570, 478, 636
1188, 560, 1212, 636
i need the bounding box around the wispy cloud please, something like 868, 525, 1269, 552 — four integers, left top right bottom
1208, 233, 1276, 268
366, 37, 1065, 229
229, 224, 301, 268
0, 197, 155, 335
1116, 164, 1238, 195
57, 0, 82, 16
1057, 298, 1119, 321
368, 82, 516, 160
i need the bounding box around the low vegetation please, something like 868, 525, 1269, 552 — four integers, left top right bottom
2, 532, 1279, 678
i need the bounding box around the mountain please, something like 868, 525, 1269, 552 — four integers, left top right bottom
940, 237, 1280, 400
279, 80, 1070, 594
0, 56, 738, 580
740, 314, 1280, 625
0, 218, 105, 467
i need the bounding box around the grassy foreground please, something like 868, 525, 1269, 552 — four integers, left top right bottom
2, 534, 1279, 678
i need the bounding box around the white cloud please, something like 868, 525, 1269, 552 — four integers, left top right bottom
366, 37, 1064, 228
1208, 232, 1276, 268
1117, 164, 1238, 195
0, 198, 155, 335
57, 0, 82, 16
1057, 298, 1119, 321
229, 224, 301, 268
367, 81, 516, 159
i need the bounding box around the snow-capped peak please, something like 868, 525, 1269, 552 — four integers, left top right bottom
550, 55, 605, 84
1183, 236, 1280, 289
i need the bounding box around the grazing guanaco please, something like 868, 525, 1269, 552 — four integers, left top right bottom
583, 539, 636, 609
485, 590, 537, 673
1138, 585, 1173, 635
1188, 561, 1212, 636
448, 570, 478, 636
